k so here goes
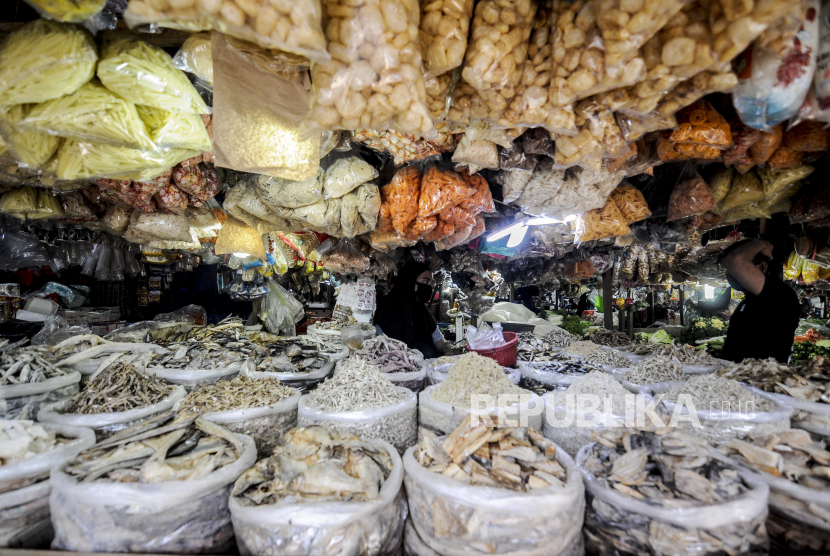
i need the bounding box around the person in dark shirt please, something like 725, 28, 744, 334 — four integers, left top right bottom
721, 239, 800, 364
576, 288, 595, 316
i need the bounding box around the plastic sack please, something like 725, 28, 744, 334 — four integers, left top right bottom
124, 0, 327, 63
255, 169, 324, 210
298, 391, 416, 455
465, 322, 506, 350
767, 145, 805, 170
418, 163, 475, 218
668, 100, 732, 148
0, 187, 36, 217
0, 20, 96, 106
420, 0, 474, 78
667, 164, 716, 221
230, 437, 405, 556
50, 430, 255, 554
99, 205, 130, 236
145, 361, 246, 393
301, 0, 435, 137
37, 386, 186, 440
784, 120, 829, 152
721, 171, 765, 210
403, 434, 584, 556
609, 182, 650, 224
154, 183, 188, 215
57, 140, 196, 182
0, 105, 60, 169
0, 368, 81, 421
577, 443, 770, 556
757, 165, 814, 199
451, 136, 500, 173
261, 279, 304, 336
323, 156, 378, 199
573, 199, 631, 243
172, 33, 213, 85
733, 0, 820, 130
382, 166, 422, 234
137, 106, 212, 152
23, 0, 105, 22
128, 211, 192, 243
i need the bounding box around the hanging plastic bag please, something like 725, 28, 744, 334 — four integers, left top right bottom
721, 171, 765, 210
136, 106, 212, 152
749, 124, 783, 166
458, 173, 495, 214
155, 183, 188, 215
383, 165, 422, 235
573, 199, 631, 243
784, 120, 830, 152
0, 20, 97, 106
57, 140, 196, 182
0, 187, 36, 217
255, 169, 324, 210
668, 100, 732, 148
609, 182, 650, 224
0, 105, 60, 169
322, 156, 378, 199
127, 211, 192, 243
733, 0, 820, 130
260, 279, 304, 336
172, 33, 213, 86
667, 163, 716, 221
757, 165, 814, 199
768, 145, 805, 170
418, 163, 475, 218
420, 0, 475, 78
451, 136, 500, 173
657, 131, 722, 162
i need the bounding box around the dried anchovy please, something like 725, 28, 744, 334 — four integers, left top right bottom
552, 371, 631, 415
623, 356, 685, 385
314, 320, 375, 332
636, 342, 719, 365
517, 331, 572, 362
716, 358, 830, 403
0, 345, 67, 385
663, 375, 777, 412
432, 353, 529, 408
414, 415, 566, 492
588, 329, 631, 347
564, 340, 604, 358
304, 359, 408, 412
67, 362, 172, 414
179, 376, 296, 414
585, 349, 631, 369
353, 335, 421, 374
64, 412, 242, 482
232, 426, 394, 506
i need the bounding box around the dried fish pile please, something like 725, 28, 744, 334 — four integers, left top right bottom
638, 342, 720, 366
431, 353, 529, 407
353, 335, 421, 374
179, 376, 295, 414
0, 420, 60, 465
585, 349, 631, 369
564, 340, 604, 358
517, 330, 573, 362
723, 429, 830, 553
588, 329, 631, 347
254, 338, 330, 375
519, 357, 601, 396
49, 335, 110, 360
414, 416, 566, 492
64, 412, 243, 483
623, 356, 685, 385
663, 375, 777, 413
718, 358, 829, 402
233, 426, 393, 505
579, 430, 766, 556
67, 362, 172, 414
148, 341, 249, 370
314, 320, 375, 333
630, 343, 664, 356
0, 345, 68, 385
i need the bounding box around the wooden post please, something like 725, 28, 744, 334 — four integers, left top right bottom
679, 288, 685, 325
618, 309, 625, 333
627, 308, 634, 339
602, 268, 613, 330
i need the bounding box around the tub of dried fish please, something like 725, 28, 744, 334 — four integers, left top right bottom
55, 341, 170, 377
230, 426, 406, 556
0, 344, 81, 420
50, 414, 255, 554
577, 430, 770, 556
298, 359, 417, 454
37, 363, 186, 440
718, 357, 830, 436
0, 422, 94, 548
517, 331, 571, 363
656, 375, 793, 445
404, 416, 585, 556
419, 354, 543, 438
352, 336, 427, 392
543, 371, 657, 457
723, 429, 830, 554
177, 376, 300, 457
519, 357, 601, 395
145, 360, 249, 392
616, 356, 686, 394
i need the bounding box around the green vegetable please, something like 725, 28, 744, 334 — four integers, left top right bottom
561, 315, 592, 337
648, 329, 673, 345
816, 340, 830, 348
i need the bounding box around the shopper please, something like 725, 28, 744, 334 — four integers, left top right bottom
721, 239, 799, 363
375, 261, 458, 359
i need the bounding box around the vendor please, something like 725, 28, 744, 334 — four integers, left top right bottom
721, 239, 799, 363
375, 261, 458, 359
576, 286, 595, 316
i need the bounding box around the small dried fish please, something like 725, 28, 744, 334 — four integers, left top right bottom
634, 342, 719, 366
718, 358, 830, 404
64, 412, 241, 483
255, 337, 329, 375
518, 330, 574, 362
179, 376, 296, 414
67, 362, 172, 414
564, 340, 605, 358
353, 335, 421, 374
585, 349, 631, 369
0, 344, 68, 385
663, 375, 778, 413
623, 356, 685, 385
232, 426, 393, 505
588, 329, 632, 347
304, 359, 408, 413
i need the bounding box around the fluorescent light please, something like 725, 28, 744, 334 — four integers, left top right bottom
486, 222, 525, 242
233, 252, 251, 257
526, 217, 561, 225
563, 214, 578, 222
704, 285, 715, 299
506, 225, 529, 247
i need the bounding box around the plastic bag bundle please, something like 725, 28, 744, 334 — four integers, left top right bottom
50, 429, 255, 554
323, 156, 378, 199
255, 169, 324, 211
172, 163, 221, 201
28, 189, 64, 220
127, 211, 193, 243
0, 20, 97, 106
403, 433, 584, 556
302, 0, 435, 137
230, 437, 405, 556
668, 100, 732, 149
609, 182, 651, 224
0, 187, 37, 218
451, 135, 500, 173
554, 102, 628, 169
136, 106, 212, 152
383, 165, 422, 235
573, 199, 631, 243
97, 36, 208, 115
757, 165, 814, 200
0, 105, 60, 169
154, 183, 188, 215
352, 129, 456, 167
96, 177, 164, 213
784, 121, 830, 152
23, 0, 106, 23
22, 81, 155, 150
418, 163, 475, 218
721, 171, 764, 211
172, 33, 213, 86
261, 279, 304, 336
420, 0, 474, 78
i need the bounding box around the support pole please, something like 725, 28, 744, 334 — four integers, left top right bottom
603, 268, 613, 330
628, 308, 634, 339
679, 288, 685, 326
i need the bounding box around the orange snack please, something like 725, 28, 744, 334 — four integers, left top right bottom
609, 182, 650, 224
668, 101, 732, 148
403, 216, 437, 241
784, 121, 830, 152
658, 132, 722, 162
458, 173, 495, 213
418, 164, 476, 218
749, 124, 783, 166
424, 216, 454, 242
573, 200, 630, 242
384, 165, 421, 234
468, 214, 486, 240
443, 204, 476, 227
376, 201, 394, 233
767, 145, 804, 170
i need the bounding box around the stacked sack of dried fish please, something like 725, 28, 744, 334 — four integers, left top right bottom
144, 342, 251, 391
420, 353, 542, 437
352, 335, 426, 392
245, 337, 336, 391
403, 415, 584, 556
230, 426, 405, 556
519, 356, 602, 396
564, 340, 605, 358
0, 421, 94, 548
718, 357, 830, 436
577, 430, 770, 556
298, 359, 417, 454
618, 356, 686, 392
50, 413, 255, 553
657, 375, 793, 445
0, 342, 81, 420
723, 429, 830, 553
38, 363, 185, 440
639, 342, 724, 373
177, 376, 300, 457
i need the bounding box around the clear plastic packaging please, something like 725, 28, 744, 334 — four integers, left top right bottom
0, 20, 97, 106
451, 136, 500, 173
721, 171, 765, 211
323, 156, 378, 199
128, 211, 193, 243
667, 163, 716, 221
609, 182, 651, 224
230, 437, 405, 556
298, 392, 417, 455
383, 165, 421, 234
50, 431, 256, 554
137, 106, 212, 152
668, 100, 732, 148
757, 165, 813, 199
154, 183, 188, 215
0, 105, 60, 169
353, 128, 456, 167
784, 120, 830, 152
596, 0, 689, 66
172, 163, 221, 201
261, 279, 304, 336
418, 163, 475, 218
172, 33, 213, 86
255, 170, 324, 210
749, 124, 783, 166
57, 140, 196, 182
302, 0, 435, 137
573, 199, 631, 242
23, 0, 106, 22
420, 0, 475, 78
403, 437, 584, 556
124, 0, 328, 64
